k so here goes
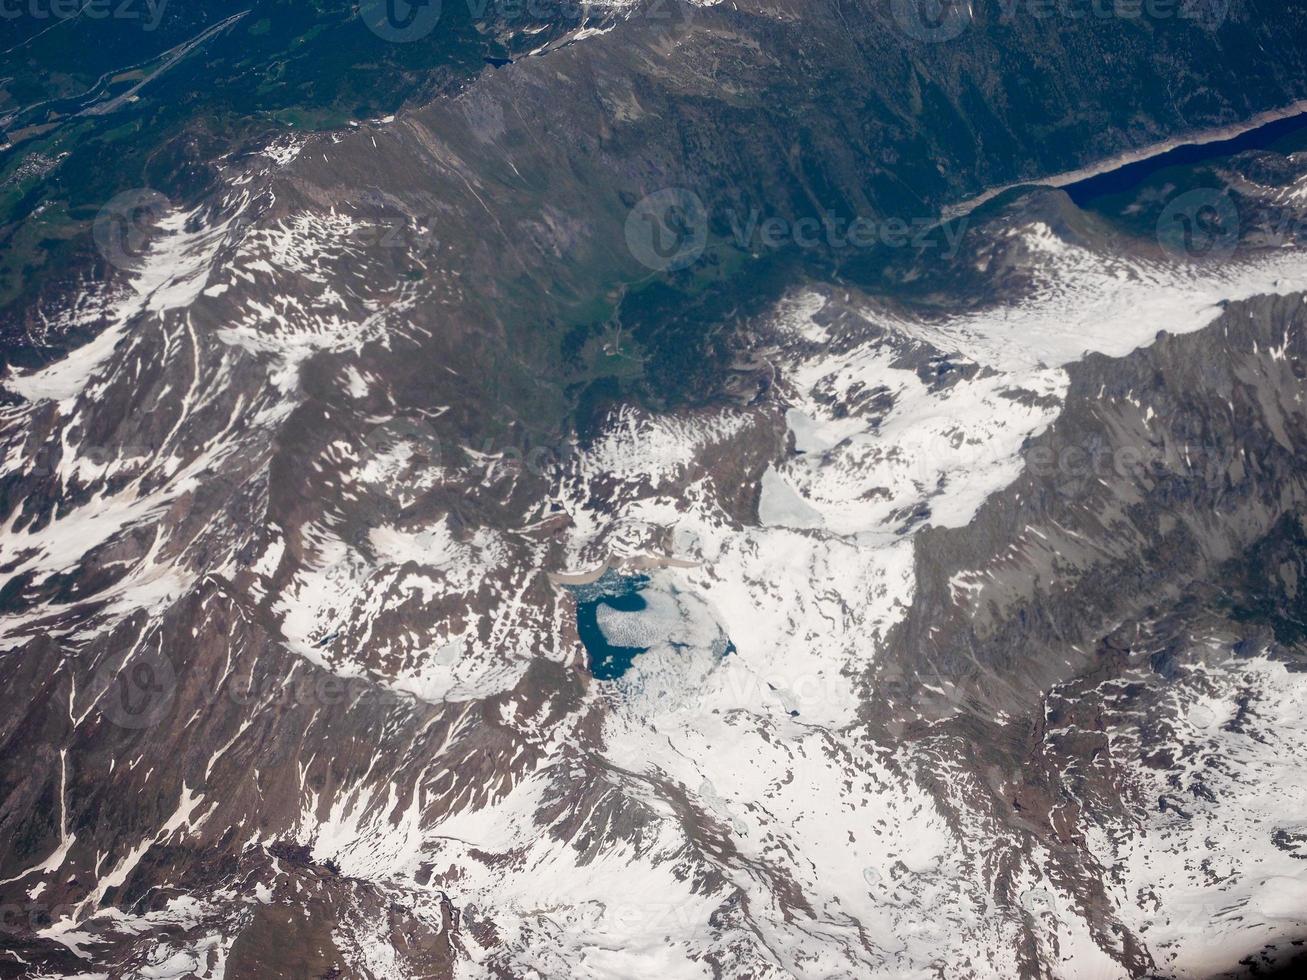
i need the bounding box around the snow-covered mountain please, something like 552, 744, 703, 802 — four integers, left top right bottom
3, 1, 1307, 977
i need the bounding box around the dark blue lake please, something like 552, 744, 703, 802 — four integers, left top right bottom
1065, 109, 1307, 206
569, 572, 652, 680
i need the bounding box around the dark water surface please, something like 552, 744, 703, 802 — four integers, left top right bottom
570, 572, 651, 680
1066, 110, 1307, 206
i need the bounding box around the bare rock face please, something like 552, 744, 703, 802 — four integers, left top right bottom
4, 2, 1307, 977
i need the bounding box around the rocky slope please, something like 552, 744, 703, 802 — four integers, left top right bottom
2, 2, 1307, 977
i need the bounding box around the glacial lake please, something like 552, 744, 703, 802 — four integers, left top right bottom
568, 570, 738, 683
570, 572, 653, 680
1065, 109, 1307, 206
